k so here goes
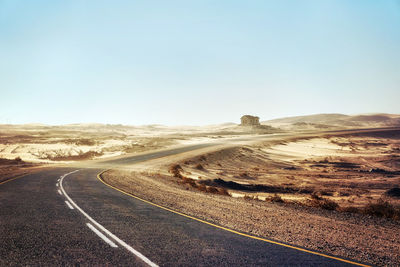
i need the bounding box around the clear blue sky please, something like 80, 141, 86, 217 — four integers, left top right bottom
1, 0, 399, 125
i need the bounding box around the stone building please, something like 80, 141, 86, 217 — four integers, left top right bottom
240, 115, 260, 126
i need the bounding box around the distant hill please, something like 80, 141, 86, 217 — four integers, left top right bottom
262, 113, 400, 130
264, 113, 349, 124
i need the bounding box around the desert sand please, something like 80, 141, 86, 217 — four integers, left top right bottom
1, 113, 400, 265
100, 126, 400, 266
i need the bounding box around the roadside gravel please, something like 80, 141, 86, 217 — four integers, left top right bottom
103, 169, 400, 266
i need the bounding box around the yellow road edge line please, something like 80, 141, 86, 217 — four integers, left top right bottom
0, 173, 30, 185
97, 170, 370, 267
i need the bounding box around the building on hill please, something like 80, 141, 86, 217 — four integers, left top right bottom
240, 115, 260, 126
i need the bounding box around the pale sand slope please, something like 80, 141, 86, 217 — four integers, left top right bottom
172, 131, 400, 208
263, 138, 352, 161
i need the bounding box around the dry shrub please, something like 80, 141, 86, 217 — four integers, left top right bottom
206, 186, 219, 194
363, 199, 400, 220
310, 192, 322, 200
268, 194, 284, 203
309, 197, 339, 210
183, 179, 230, 196
243, 195, 254, 201
298, 187, 313, 194
319, 199, 339, 210
319, 190, 334, 196
339, 191, 351, 197
169, 164, 183, 178
175, 170, 230, 196
239, 172, 248, 178
216, 187, 230, 196
386, 187, 400, 198
339, 206, 360, 213
195, 163, 204, 170
197, 184, 207, 192
341, 198, 400, 220
181, 176, 196, 187
199, 155, 206, 161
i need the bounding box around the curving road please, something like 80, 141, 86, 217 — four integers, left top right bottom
0, 141, 372, 266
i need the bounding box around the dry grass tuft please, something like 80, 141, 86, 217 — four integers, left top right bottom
363, 199, 400, 220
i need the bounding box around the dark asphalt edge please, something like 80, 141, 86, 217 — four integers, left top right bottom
0, 166, 62, 185
0, 173, 30, 185
97, 170, 371, 267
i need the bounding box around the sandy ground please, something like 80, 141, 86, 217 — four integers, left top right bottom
2, 119, 400, 265
0, 125, 176, 163
174, 129, 400, 209
102, 128, 400, 266
0, 123, 278, 163
1, 113, 398, 163
102, 169, 400, 266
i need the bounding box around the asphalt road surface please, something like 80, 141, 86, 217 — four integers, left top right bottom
0, 141, 372, 266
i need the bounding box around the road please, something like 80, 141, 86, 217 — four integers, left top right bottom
0, 138, 372, 266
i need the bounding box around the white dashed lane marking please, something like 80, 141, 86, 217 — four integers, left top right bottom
60, 170, 158, 267
65, 200, 74, 209
87, 223, 118, 248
